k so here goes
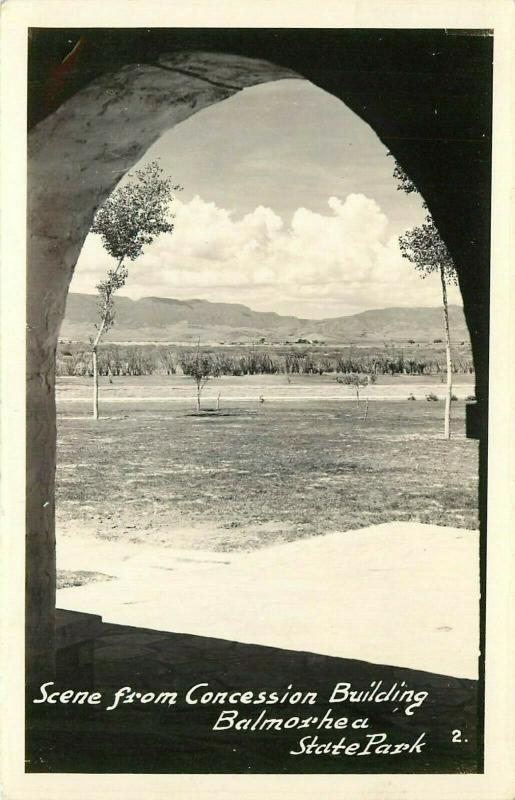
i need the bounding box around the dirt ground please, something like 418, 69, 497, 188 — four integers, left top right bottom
56, 379, 479, 552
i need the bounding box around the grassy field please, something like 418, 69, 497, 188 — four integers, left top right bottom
56, 382, 479, 551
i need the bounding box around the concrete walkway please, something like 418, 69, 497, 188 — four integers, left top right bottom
56, 522, 479, 680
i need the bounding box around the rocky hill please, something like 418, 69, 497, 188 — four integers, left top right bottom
60, 293, 470, 344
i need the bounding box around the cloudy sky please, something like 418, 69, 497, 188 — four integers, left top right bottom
71, 79, 462, 319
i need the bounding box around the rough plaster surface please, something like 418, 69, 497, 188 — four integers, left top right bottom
26, 52, 297, 684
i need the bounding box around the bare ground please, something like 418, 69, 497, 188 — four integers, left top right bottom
56, 393, 479, 552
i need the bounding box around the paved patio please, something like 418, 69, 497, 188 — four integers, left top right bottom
27, 616, 479, 773
56, 522, 479, 680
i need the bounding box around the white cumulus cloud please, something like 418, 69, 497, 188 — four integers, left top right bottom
71, 193, 462, 317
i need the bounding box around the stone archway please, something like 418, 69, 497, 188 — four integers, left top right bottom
28, 51, 300, 684
27, 35, 492, 687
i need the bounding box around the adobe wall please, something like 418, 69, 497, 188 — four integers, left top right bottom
27, 52, 297, 686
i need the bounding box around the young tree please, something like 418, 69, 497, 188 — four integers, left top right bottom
398, 216, 457, 440
89, 160, 180, 418
180, 341, 220, 413
392, 159, 458, 440
361, 373, 377, 422
336, 372, 376, 409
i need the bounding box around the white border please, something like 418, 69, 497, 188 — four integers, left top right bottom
1, 1, 514, 798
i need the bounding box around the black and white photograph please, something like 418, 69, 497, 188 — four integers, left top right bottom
1, 1, 514, 797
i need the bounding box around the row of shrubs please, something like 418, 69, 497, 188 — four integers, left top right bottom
408, 393, 476, 402
56, 344, 475, 378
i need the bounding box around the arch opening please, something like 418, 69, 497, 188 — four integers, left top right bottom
27, 44, 487, 689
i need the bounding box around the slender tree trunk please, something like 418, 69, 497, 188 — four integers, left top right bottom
92, 348, 99, 419
362, 376, 371, 422
217, 392, 221, 411
197, 384, 201, 413
362, 397, 369, 423
91, 256, 124, 419
439, 264, 453, 440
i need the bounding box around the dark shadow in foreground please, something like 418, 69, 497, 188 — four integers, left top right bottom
26, 614, 479, 774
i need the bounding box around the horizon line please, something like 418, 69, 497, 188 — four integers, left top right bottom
67, 290, 464, 322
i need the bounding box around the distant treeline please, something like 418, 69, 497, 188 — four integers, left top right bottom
56, 342, 475, 378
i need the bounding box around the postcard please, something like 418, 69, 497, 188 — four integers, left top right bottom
1, 1, 514, 798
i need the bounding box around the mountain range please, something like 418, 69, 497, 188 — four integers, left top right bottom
60, 293, 470, 345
